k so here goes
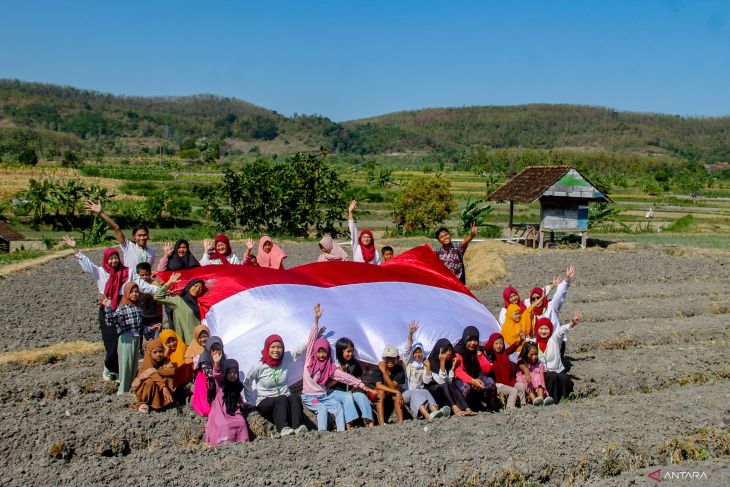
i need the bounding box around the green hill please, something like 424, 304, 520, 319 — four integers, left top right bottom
2, 79, 730, 164
343, 105, 730, 162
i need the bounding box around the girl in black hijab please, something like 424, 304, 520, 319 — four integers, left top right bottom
423, 338, 473, 416
453, 326, 499, 412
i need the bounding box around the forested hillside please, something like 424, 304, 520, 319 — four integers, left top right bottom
1, 79, 729, 164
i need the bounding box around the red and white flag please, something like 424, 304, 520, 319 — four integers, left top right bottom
159, 244, 499, 383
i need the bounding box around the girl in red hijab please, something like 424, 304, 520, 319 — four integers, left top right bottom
348, 200, 382, 264
64, 235, 158, 382
201, 234, 241, 265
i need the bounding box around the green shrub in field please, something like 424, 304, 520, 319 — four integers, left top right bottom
478, 224, 502, 238
664, 214, 694, 233
196, 152, 348, 236
393, 176, 455, 232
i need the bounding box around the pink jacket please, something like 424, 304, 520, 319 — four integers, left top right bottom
302, 320, 364, 396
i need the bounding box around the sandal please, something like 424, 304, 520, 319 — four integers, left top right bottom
137, 404, 149, 414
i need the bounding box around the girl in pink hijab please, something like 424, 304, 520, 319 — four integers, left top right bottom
257, 236, 287, 269
301, 304, 375, 431
317, 235, 348, 262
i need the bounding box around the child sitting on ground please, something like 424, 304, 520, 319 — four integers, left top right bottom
370, 345, 407, 425
183, 325, 209, 368
484, 332, 527, 409
330, 338, 375, 428
159, 329, 193, 390
131, 339, 175, 413
192, 336, 225, 417
403, 321, 449, 420
302, 304, 372, 432
516, 342, 552, 406
204, 354, 251, 446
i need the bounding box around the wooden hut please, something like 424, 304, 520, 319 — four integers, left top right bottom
487, 166, 611, 249
0, 221, 25, 253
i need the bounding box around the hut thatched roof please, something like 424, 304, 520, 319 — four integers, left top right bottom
0, 221, 25, 241
487, 166, 611, 203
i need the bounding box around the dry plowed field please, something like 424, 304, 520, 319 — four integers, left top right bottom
1, 243, 728, 486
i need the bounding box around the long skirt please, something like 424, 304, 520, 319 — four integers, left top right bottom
455, 375, 499, 412
134, 377, 174, 410
544, 371, 573, 404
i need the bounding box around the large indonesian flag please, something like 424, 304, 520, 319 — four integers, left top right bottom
159, 244, 498, 383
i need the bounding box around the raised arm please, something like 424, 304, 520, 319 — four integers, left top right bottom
549, 265, 575, 315
460, 223, 479, 251
555, 310, 582, 341
304, 304, 323, 367
65, 235, 101, 282
402, 321, 418, 364
348, 200, 358, 248
85, 201, 125, 245
153, 272, 180, 307
156, 242, 172, 272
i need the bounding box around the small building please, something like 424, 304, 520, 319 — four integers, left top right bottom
487, 166, 611, 248
0, 221, 26, 253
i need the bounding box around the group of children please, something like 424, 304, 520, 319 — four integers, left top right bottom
65, 198, 583, 446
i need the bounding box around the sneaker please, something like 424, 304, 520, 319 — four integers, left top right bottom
544, 397, 554, 406
439, 406, 452, 418
280, 427, 295, 436
271, 432, 281, 439
533, 397, 544, 406
428, 410, 442, 421
102, 370, 113, 382
295, 425, 308, 435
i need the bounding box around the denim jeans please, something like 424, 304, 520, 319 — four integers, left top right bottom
301, 393, 345, 431
327, 389, 373, 423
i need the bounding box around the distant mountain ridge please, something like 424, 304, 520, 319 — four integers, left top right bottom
1, 79, 729, 162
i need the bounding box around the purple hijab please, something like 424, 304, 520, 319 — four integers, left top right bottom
307, 338, 338, 385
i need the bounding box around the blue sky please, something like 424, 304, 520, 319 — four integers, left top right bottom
1, 1, 728, 121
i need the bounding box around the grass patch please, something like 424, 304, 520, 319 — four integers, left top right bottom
0, 249, 45, 265
593, 233, 730, 250
600, 442, 649, 477
662, 427, 730, 464
0, 341, 103, 366
79, 164, 173, 181
664, 214, 695, 232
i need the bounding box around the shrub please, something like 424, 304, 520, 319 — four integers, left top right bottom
664, 214, 694, 232
196, 152, 348, 236
393, 176, 455, 231
459, 196, 494, 232
18, 148, 38, 165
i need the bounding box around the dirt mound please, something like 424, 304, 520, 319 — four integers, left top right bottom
464, 240, 529, 289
